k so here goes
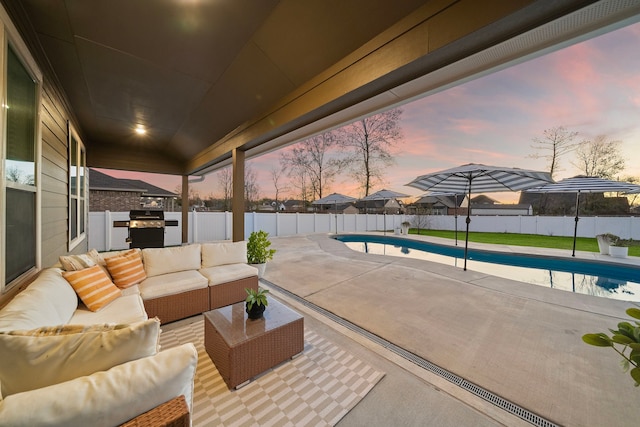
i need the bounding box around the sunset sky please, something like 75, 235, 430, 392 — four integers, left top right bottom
99, 20, 640, 204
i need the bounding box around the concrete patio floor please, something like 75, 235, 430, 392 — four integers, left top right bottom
262, 233, 640, 427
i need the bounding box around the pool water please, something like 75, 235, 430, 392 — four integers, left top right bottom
336, 234, 640, 302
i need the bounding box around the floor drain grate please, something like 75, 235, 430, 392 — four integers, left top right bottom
262, 279, 560, 427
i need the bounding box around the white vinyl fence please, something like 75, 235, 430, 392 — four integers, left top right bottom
88, 211, 640, 252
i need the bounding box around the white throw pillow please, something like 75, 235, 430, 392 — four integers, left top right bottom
201, 241, 247, 267
0, 318, 161, 397
142, 244, 201, 277
0, 343, 198, 427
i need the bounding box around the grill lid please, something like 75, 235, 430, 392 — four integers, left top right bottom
129, 209, 164, 220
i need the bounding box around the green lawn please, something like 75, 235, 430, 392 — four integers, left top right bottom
408, 229, 640, 257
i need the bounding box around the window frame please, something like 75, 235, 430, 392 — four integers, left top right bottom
0, 4, 43, 293
68, 123, 86, 250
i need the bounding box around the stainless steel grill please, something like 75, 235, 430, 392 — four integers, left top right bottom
128, 210, 165, 249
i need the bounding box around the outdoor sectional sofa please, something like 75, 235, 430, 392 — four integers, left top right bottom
133, 241, 259, 324
0, 240, 258, 426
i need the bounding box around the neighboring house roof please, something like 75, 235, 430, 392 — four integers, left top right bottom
413, 195, 462, 208
471, 195, 499, 204
89, 168, 176, 196
121, 179, 177, 197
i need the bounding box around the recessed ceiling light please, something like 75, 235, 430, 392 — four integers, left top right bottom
135, 125, 146, 135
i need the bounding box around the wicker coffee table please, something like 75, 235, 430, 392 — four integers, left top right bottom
204, 298, 304, 389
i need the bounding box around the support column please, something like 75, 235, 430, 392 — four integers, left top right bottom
232, 148, 245, 242
181, 175, 189, 244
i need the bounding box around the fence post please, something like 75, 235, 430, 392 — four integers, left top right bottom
104, 210, 111, 251
192, 211, 198, 243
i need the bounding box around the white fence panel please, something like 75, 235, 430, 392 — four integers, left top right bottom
88, 211, 639, 252
277, 213, 298, 236
164, 212, 184, 246
194, 212, 226, 242
246, 212, 278, 238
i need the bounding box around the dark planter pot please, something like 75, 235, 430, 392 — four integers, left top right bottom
246, 303, 266, 319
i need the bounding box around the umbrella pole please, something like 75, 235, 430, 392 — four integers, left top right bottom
383, 198, 386, 235
464, 183, 471, 271
454, 194, 458, 246
572, 192, 580, 257
335, 201, 338, 234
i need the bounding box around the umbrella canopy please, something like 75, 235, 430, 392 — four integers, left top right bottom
406, 163, 553, 270
312, 193, 356, 234
359, 189, 409, 235
407, 163, 553, 194
311, 193, 356, 205
526, 176, 640, 256
359, 189, 410, 201
526, 176, 640, 194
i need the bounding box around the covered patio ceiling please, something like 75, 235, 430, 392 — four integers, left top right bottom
6, 0, 640, 177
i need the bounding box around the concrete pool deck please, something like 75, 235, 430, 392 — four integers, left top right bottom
263, 233, 640, 427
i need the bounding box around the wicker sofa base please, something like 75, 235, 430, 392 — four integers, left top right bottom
209, 275, 258, 310
119, 395, 189, 427
144, 287, 209, 325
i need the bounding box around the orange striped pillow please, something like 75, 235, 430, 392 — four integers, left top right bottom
105, 250, 147, 288
62, 265, 121, 312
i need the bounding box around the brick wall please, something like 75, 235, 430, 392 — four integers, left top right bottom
90, 190, 143, 212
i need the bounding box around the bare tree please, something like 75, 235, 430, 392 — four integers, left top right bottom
6, 166, 23, 183
281, 155, 312, 210
337, 108, 403, 196
280, 131, 340, 200
529, 126, 579, 179
572, 135, 625, 179
216, 168, 232, 211
270, 166, 288, 210
244, 165, 260, 211
174, 185, 201, 209
411, 209, 431, 235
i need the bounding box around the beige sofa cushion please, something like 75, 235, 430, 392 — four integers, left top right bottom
199, 263, 259, 286
139, 270, 208, 300
0, 268, 77, 332
201, 241, 247, 268
0, 343, 198, 427
142, 244, 201, 277
0, 318, 160, 397
69, 292, 147, 325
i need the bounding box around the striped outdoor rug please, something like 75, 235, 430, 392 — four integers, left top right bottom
160, 318, 385, 426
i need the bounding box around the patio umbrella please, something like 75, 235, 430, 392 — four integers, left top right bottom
526, 176, 640, 257
360, 189, 410, 235
311, 193, 356, 234
406, 163, 553, 270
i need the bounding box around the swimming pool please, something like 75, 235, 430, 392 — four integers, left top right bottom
335, 234, 640, 301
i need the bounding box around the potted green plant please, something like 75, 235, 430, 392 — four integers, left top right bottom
245, 287, 269, 319
582, 307, 640, 386
247, 230, 276, 278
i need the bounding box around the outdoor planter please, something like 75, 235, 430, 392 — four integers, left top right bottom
596, 234, 617, 255
401, 222, 411, 234
609, 245, 628, 259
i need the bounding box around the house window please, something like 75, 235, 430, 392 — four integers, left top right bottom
2, 43, 40, 288
69, 125, 86, 248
